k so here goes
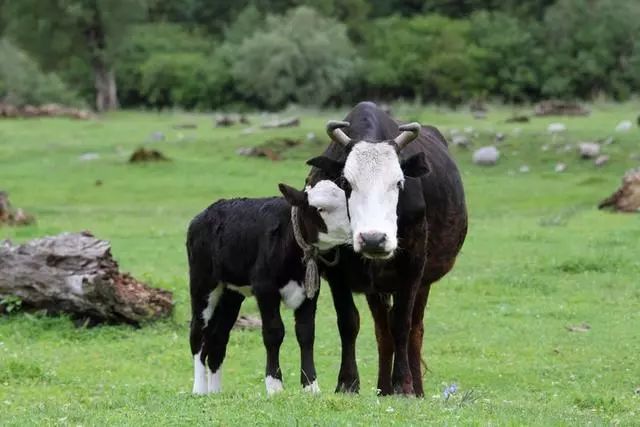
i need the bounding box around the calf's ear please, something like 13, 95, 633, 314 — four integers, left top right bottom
306, 156, 344, 178
278, 183, 307, 207
401, 152, 430, 178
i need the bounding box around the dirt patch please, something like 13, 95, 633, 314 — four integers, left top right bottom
236, 137, 302, 161
534, 100, 590, 117
129, 148, 170, 163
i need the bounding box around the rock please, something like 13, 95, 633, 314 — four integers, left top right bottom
555, 163, 567, 173
215, 115, 236, 127
306, 132, 318, 143
594, 155, 609, 167
149, 131, 165, 142
260, 117, 300, 129
547, 123, 567, 133
578, 142, 600, 159
519, 165, 530, 173
79, 152, 100, 161
0, 191, 35, 227
472, 110, 487, 120
505, 115, 530, 123
451, 134, 471, 148
615, 120, 633, 132
495, 132, 506, 142
463, 126, 474, 134
473, 146, 500, 166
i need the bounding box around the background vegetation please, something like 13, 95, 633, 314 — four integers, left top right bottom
2, 0, 640, 111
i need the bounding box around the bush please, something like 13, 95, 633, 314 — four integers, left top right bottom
362, 15, 481, 104
230, 6, 358, 109
538, 0, 640, 100
469, 11, 540, 102
0, 39, 82, 106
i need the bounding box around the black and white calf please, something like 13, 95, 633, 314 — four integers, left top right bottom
187, 180, 350, 395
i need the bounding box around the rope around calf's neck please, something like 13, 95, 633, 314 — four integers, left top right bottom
290, 207, 340, 299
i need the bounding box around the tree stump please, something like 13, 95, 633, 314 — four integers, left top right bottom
0, 232, 173, 325
598, 168, 640, 212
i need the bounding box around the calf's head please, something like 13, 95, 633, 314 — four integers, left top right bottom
278, 180, 351, 251
307, 121, 430, 259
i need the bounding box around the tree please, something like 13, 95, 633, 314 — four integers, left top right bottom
3, 0, 146, 111
230, 6, 357, 109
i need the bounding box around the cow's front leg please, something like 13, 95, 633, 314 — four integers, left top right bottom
408, 284, 431, 397
256, 291, 285, 395
391, 285, 419, 395
294, 291, 320, 393
366, 293, 394, 395
328, 280, 360, 393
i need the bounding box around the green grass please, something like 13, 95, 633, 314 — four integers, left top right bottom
1, 104, 639, 425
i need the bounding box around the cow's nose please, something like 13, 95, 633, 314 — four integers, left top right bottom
359, 232, 387, 252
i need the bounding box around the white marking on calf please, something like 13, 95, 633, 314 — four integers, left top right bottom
227, 284, 253, 298
192, 351, 208, 395
279, 280, 305, 310
305, 180, 352, 250
265, 375, 284, 395
343, 142, 403, 255
208, 368, 222, 393
202, 285, 224, 328
303, 380, 320, 394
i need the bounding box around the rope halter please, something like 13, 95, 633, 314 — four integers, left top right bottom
290, 206, 339, 299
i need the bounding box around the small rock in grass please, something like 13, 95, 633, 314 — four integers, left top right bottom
547, 123, 567, 133
555, 163, 567, 173
566, 323, 590, 333
578, 142, 600, 159
452, 134, 471, 148
615, 120, 633, 132
594, 155, 610, 167
495, 132, 506, 142
149, 131, 165, 142
306, 132, 318, 143
473, 146, 500, 166
79, 152, 100, 161
519, 165, 530, 173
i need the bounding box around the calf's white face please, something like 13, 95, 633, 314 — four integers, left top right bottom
343, 142, 404, 258
305, 180, 351, 250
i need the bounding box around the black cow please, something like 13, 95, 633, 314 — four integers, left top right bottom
306, 102, 468, 396
187, 180, 350, 395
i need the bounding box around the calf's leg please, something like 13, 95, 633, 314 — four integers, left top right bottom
257, 291, 286, 395
203, 288, 244, 393
294, 292, 320, 392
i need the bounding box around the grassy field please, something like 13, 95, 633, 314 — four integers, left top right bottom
1, 103, 639, 426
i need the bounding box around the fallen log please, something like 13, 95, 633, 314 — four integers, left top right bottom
0, 232, 173, 325
598, 168, 640, 213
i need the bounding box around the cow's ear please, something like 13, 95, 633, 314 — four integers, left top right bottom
278, 183, 307, 207
401, 152, 430, 178
306, 156, 344, 177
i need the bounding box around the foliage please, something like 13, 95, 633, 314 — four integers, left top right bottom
362, 15, 480, 104
231, 6, 358, 109
0, 39, 82, 106
539, 0, 640, 100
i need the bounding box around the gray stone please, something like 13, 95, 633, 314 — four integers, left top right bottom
578, 142, 600, 159
473, 146, 500, 166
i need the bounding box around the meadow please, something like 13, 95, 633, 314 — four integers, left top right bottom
1, 103, 639, 425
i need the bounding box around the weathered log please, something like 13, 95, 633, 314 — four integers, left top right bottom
598, 168, 640, 213
0, 232, 173, 325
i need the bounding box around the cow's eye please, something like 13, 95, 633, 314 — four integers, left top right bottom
317, 207, 324, 213
397, 180, 404, 190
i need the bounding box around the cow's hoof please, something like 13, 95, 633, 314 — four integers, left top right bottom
392, 382, 415, 396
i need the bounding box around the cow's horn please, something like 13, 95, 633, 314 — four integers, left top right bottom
393, 122, 421, 151
326, 120, 352, 147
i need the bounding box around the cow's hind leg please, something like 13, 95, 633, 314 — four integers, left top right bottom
366, 293, 394, 396
408, 284, 431, 397
202, 287, 243, 393
294, 291, 320, 393
257, 291, 285, 395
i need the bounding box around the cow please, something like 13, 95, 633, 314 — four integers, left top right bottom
187, 180, 351, 395
305, 101, 468, 396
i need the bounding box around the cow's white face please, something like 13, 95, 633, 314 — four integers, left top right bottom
305, 180, 351, 250
343, 142, 404, 258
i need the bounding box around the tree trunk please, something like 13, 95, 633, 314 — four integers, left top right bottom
0, 232, 173, 325
94, 63, 118, 112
